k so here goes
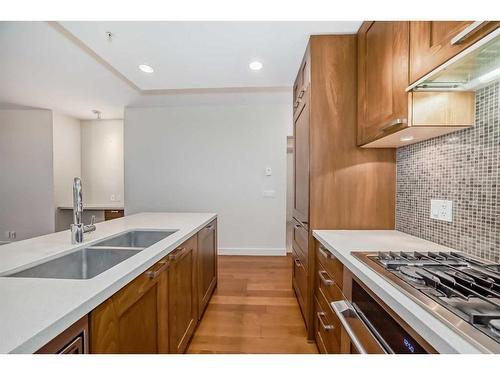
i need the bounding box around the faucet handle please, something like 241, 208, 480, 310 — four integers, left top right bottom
90, 215, 96, 225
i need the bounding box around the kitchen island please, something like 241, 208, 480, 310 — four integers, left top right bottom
0, 212, 217, 353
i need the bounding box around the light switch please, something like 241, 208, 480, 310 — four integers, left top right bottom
430, 199, 453, 222
265, 167, 272, 176
262, 190, 276, 198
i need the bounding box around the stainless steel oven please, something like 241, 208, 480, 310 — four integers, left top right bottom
332, 270, 435, 354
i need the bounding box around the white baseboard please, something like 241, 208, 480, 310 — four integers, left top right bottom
218, 247, 287, 256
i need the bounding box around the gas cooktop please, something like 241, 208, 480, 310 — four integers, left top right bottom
354, 251, 500, 353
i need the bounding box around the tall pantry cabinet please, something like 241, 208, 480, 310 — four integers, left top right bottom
291, 35, 396, 340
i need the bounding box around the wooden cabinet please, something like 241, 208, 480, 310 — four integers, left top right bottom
104, 209, 124, 221
293, 95, 310, 227
313, 241, 346, 354
409, 21, 500, 84
293, 52, 310, 115
292, 35, 396, 339
314, 294, 341, 354
168, 235, 198, 354
358, 21, 480, 147
197, 220, 217, 319
292, 247, 308, 322
90, 257, 170, 353
62, 221, 218, 355
357, 21, 410, 145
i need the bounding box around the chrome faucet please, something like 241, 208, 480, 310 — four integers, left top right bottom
71, 177, 96, 244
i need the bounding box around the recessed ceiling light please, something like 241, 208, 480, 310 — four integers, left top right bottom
249, 61, 263, 71
400, 135, 414, 142
139, 64, 154, 73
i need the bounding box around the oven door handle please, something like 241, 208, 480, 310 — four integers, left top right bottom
331, 300, 367, 354
331, 300, 388, 354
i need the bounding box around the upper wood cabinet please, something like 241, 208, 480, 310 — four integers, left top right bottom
197, 220, 217, 319
293, 51, 310, 115
357, 21, 410, 145
357, 21, 480, 147
168, 235, 198, 354
410, 21, 500, 84
90, 257, 170, 354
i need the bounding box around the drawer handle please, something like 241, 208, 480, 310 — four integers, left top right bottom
146, 260, 169, 279
110, 210, 119, 213
450, 21, 486, 45
331, 300, 369, 354
205, 224, 215, 231
318, 270, 334, 286
318, 246, 332, 259
317, 312, 334, 331
294, 258, 302, 268
169, 247, 185, 261
381, 118, 407, 132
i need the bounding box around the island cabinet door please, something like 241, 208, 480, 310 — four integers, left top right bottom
89, 257, 170, 354
168, 235, 198, 354
197, 220, 217, 319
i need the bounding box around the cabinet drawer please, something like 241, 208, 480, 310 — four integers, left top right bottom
292, 220, 309, 259
316, 243, 344, 289
316, 260, 345, 304
292, 248, 308, 322
314, 291, 341, 354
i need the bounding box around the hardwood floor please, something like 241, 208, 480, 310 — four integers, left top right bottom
187, 255, 318, 354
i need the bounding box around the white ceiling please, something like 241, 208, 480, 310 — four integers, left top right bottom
0, 22, 139, 119
61, 21, 361, 90
0, 21, 361, 119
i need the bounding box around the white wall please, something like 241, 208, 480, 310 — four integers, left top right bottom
125, 91, 291, 255
0, 109, 55, 241
81, 119, 124, 205
53, 112, 81, 206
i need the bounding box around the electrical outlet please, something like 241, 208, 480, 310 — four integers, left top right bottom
110, 194, 115, 202
430, 199, 453, 222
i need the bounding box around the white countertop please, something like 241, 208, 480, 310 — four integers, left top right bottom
0, 212, 216, 353
313, 230, 492, 354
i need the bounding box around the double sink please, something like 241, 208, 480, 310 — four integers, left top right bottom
5, 230, 177, 280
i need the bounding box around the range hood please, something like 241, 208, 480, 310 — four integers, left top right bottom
407, 28, 500, 92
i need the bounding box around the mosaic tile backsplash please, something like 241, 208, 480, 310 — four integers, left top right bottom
396, 82, 500, 262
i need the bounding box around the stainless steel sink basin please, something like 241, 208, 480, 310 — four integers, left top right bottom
6, 247, 142, 280
4, 229, 177, 280
91, 230, 177, 249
